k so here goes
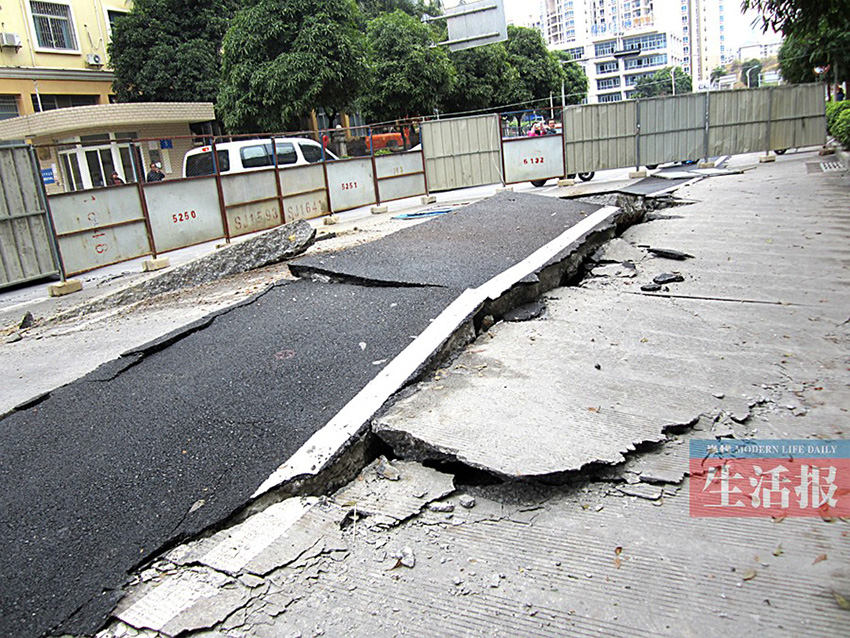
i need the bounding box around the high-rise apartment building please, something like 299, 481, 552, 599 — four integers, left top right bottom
540, 0, 726, 101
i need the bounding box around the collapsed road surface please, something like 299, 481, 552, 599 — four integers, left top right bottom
0, 191, 623, 637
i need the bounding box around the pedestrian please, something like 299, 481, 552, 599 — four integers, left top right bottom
528, 121, 545, 137
109, 172, 124, 185
545, 119, 559, 135
836, 86, 845, 102
146, 162, 165, 182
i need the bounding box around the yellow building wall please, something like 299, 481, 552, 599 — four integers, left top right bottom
0, 0, 131, 116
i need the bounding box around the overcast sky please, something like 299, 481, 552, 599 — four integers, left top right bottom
495, 0, 781, 50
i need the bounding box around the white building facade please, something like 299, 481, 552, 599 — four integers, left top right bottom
540, 0, 727, 101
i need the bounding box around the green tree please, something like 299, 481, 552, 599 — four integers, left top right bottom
552, 51, 589, 105
632, 67, 693, 98
359, 11, 453, 122
218, 0, 368, 133
504, 26, 569, 106
109, 0, 239, 103
443, 44, 523, 114
742, 0, 847, 38
741, 59, 763, 87
357, 0, 438, 18
710, 65, 727, 84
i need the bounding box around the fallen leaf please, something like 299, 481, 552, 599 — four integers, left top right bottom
773, 545, 784, 557
819, 505, 836, 523
640, 337, 649, 343
614, 547, 623, 556
742, 569, 757, 581
614, 557, 622, 569
833, 591, 850, 610
772, 512, 787, 523
588, 406, 600, 413
813, 553, 827, 565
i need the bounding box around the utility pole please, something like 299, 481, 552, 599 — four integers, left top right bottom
671, 67, 676, 96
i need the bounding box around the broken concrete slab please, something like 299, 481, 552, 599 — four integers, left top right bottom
115, 567, 250, 637
166, 497, 339, 577
331, 457, 455, 525
59, 220, 315, 320
591, 262, 638, 278
591, 238, 647, 264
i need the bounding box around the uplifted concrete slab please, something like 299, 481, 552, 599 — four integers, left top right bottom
290, 191, 600, 288
375, 288, 757, 478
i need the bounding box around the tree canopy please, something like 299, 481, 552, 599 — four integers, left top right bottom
742, 0, 848, 38
356, 0, 439, 18
359, 11, 453, 122
504, 26, 569, 106
217, 0, 368, 133
632, 67, 693, 98
109, 0, 239, 103
443, 44, 522, 114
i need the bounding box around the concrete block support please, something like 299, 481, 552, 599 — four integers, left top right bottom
699, 161, 715, 169
371, 205, 388, 215
558, 178, 575, 187
496, 186, 514, 193
142, 257, 170, 272
47, 279, 82, 297
629, 170, 647, 179
420, 195, 437, 205
759, 155, 776, 163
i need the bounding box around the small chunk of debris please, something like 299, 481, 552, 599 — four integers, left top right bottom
459, 495, 476, 509
19, 312, 34, 330
653, 273, 685, 285
375, 457, 400, 481
5, 332, 22, 344
648, 247, 694, 260
428, 501, 455, 513
503, 300, 546, 322
391, 547, 416, 569
641, 283, 662, 292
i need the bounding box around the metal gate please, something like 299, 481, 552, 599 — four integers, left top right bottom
421, 115, 502, 191
0, 144, 62, 289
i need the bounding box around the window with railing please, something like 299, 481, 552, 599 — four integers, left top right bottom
623, 33, 667, 52
596, 61, 619, 74
0, 96, 19, 121
598, 92, 622, 103
595, 41, 616, 56
624, 54, 667, 70
597, 77, 621, 90
30, 1, 77, 50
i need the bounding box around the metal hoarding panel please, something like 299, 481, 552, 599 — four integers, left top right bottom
375, 151, 426, 201
48, 185, 150, 275
221, 170, 281, 238
502, 135, 565, 184
422, 115, 501, 191
221, 169, 278, 208
326, 158, 376, 212
377, 174, 427, 202
639, 94, 705, 166
0, 147, 59, 287
769, 84, 826, 151
58, 222, 151, 275
563, 101, 636, 173
282, 191, 330, 222
278, 164, 326, 197
708, 88, 769, 156
143, 177, 225, 253
49, 185, 145, 235
227, 201, 282, 238
374, 151, 424, 180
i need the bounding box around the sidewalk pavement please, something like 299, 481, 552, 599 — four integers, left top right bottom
96, 150, 849, 637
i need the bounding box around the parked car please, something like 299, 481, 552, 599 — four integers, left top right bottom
183, 137, 338, 177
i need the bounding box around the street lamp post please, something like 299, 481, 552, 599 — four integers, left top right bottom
746, 66, 758, 89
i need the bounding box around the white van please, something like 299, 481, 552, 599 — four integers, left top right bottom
183, 137, 338, 177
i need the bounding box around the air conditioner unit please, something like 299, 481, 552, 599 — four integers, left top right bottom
0, 33, 22, 49
86, 53, 103, 67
